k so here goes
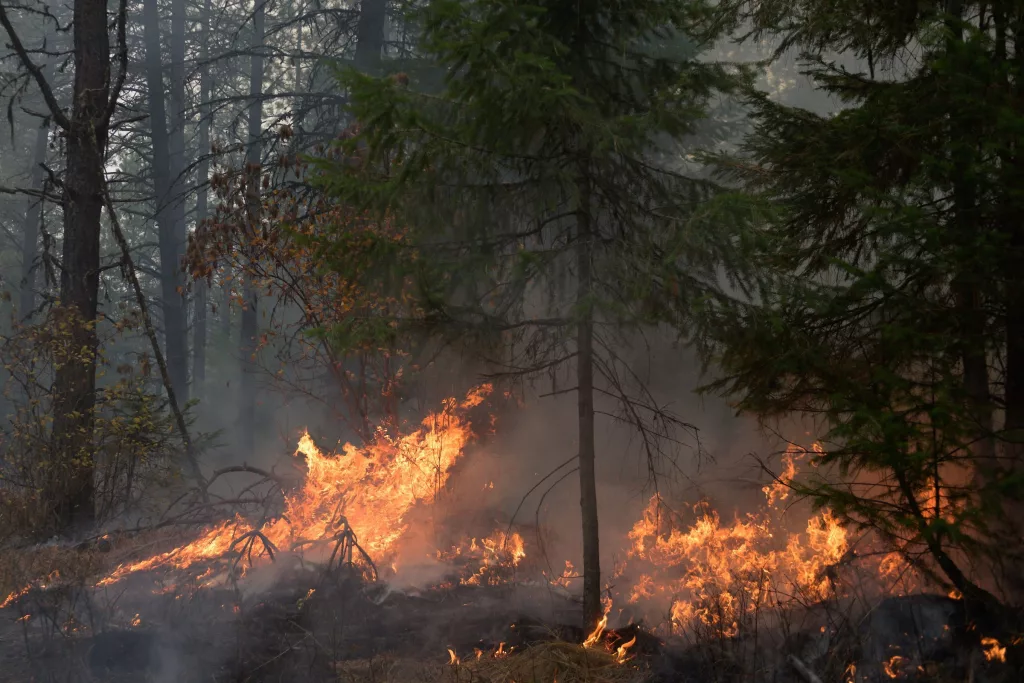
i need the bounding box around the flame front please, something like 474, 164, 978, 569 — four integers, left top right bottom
623, 444, 852, 635
99, 385, 492, 586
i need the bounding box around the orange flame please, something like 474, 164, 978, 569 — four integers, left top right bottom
583, 602, 611, 649
615, 635, 637, 663
883, 655, 904, 679
981, 637, 1006, 663
99, 385, 492, 586
623, 444, 853, 636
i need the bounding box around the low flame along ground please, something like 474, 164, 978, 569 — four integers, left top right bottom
3, 385, 1007, 666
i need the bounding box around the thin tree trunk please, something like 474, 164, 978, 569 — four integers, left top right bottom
221, 274, 232, 339
19, 117, 49, 319
169, 0, 189, 401
239, 0, 266, 455
143, 0, 189, 404
944, 0, 994, 468
192, 0, 214, 395
48, 0, 112, 532
576, 174, 601, 631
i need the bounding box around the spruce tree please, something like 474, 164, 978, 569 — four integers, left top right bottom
703, 0, 1024, 613
310, 0, 750, 628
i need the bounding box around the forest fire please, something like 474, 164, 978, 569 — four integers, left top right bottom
97, 384, 495, 588
9, 390, 920, 645
0, 386, 1014, 683
619, 445, 917, 637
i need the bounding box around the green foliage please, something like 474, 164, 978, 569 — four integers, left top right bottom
701, 2, 1024, 606
0, 310, 190, 536
308, 0, 756, 357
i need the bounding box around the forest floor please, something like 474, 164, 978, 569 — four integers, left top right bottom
0, 526, 1020, 683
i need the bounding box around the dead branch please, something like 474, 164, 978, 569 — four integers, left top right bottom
99, 168, 208, 498
205, 464, 291, 490
786, 655, 824, 683
231, 529, 279, 567
0, 5, 70, 130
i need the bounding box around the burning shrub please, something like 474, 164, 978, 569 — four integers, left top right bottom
619, 445, 918, 639
97, 384, 495, 589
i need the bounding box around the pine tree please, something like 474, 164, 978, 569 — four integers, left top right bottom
703, 0, 1024, 614
311, 0, 751, 628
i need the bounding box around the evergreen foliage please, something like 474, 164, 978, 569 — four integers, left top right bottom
308, 0, 752, 627
702, 0, 1024, 612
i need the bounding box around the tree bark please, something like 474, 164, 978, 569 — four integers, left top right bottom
168, 0, 190, 400
238, 0, 266, 455
354, 0, 386, 70
192, 0, 214, 395
143, 0, 189, 404
19, 117, 49, 319
576, 174, 602, 631
48, 0, 112, 531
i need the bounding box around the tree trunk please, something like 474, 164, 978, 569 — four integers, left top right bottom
143, 0, 189, 404
238, 0, 266, 455
576, 175, 602, 631
998, 2, 1024, 599
192, 0, 214, 395
49, 0, 111, 532
355, 0, 386, 70
168, 0, 189, 401
19, 117, 49, 319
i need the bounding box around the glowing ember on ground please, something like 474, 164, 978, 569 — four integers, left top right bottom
982, 637, 1007, 663
883, 654, 905, 678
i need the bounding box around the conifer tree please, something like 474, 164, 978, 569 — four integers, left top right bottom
703, 0, 1024, 613
311, 0, 750, 628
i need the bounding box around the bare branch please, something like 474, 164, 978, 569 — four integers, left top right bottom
0, 5, 70, 129
103, 0, 129, 126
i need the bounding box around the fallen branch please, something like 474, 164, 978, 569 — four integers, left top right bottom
786, 655, 824, 683
231, 529, 279, 568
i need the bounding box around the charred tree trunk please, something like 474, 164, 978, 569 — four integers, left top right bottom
192, 0, 214, 395
48, 0, 113, 532
19, 116, 49, 319
238, 0, 266, 455
576, 174, 601, 631
142, 0, 189, 405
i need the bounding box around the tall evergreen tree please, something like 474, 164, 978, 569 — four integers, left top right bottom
312, 0, 750, 628
703, 0, 1024, 613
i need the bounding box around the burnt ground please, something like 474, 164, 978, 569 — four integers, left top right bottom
0, 558, 604, 682
1, 557, 1022, 683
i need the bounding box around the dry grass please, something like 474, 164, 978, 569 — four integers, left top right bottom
0, 543, 106, 600
332, 642, 648, 683
0, 526, 195, 601
461, 642, 645, 683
